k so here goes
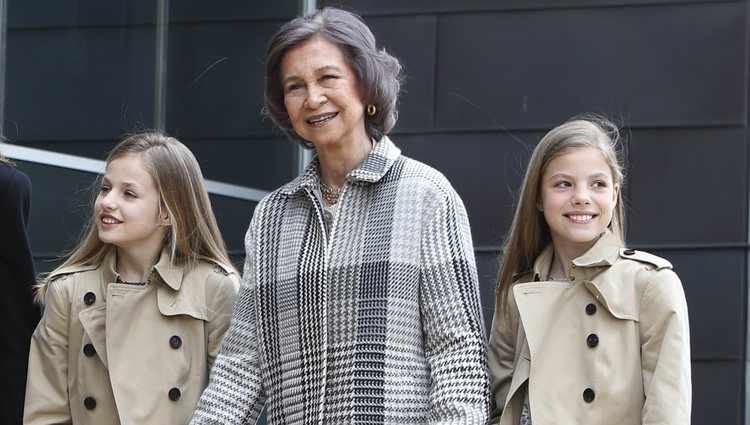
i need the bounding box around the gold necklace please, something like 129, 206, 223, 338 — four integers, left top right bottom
320, 181, 341, 205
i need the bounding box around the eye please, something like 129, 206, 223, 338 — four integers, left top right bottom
592, 180, 609, 188
285, 82, 303, 93
553, 180, 571, 188
124, 191, 138, 198
99, 185, 110, 194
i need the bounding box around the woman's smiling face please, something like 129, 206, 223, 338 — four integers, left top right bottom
280, 36, 368, 150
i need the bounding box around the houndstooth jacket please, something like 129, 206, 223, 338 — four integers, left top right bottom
191, 137, 490, 424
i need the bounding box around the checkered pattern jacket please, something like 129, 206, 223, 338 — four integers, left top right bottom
191, 137, 490, 424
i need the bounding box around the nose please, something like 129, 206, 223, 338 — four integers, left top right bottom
100, 191, 117, 210
305, 84, 327, 109
571, 188, 591, 205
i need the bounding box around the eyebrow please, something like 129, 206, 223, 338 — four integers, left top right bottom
282, 65, 344, 85
101, 176, 142, 189
548, 172, 611, 180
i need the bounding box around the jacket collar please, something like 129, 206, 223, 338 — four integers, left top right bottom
532, 230, 620, 282
99, 247, 184, 291
279, 136, 402, 197
531, 231, 638, 320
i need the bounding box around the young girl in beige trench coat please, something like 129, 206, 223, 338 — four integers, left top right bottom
24, 133, 239, 425
489, 116, 691, 424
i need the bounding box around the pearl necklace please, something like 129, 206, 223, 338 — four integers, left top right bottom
320, 181, 342, 205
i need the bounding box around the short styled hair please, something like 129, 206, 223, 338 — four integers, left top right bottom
264, 7, 403, 148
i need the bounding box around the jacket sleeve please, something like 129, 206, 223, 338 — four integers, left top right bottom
205, 271, 240, 370
191, 219, 266, 425
487, 293, 518, 423
419, 189, 490, 424
639, 268, 691, 424
23, 279, 72, 425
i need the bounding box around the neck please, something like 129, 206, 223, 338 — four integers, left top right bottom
317, 136, 372, 188
115, 245, 162, 283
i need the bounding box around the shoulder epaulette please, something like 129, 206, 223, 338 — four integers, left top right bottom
48, 263, 98, 282
619, 248, 672, 270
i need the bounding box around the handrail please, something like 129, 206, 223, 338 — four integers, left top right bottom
3, 144, 269, 202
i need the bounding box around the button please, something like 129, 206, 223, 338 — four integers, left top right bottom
83, 292, 96, 305
570, 276, 575, 281
586, 334, 599, 348
168, 387, 181, 401
583, 388, 595, 402
169, 335, 182, 349
623, 249, 636, 255
84, 396, 96, 410
585, 303, 597, 315
83, 344, 96, 357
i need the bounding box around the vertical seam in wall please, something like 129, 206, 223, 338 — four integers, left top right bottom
0, 0, 7, 137
745, 1, 750, 423
154, 0, 169, 131
431, 13, 439, 132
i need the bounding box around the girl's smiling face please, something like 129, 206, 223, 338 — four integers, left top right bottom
95, 154, 167, 254
539, 146, 619, 256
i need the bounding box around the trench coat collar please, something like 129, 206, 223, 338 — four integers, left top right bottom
531, 231, 620, 281
279, 136, 402, 197
94, 247, 184, 291
530, 231, 638, 320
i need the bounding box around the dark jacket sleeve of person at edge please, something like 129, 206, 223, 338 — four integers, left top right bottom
0, 156, 42, 425
190, 6, 491, 425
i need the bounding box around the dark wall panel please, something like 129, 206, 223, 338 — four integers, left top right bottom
6, 27, 156, 142
365, 15, 437, 133
626, 127, 747, 245
8, 0, 155, 28
183, 137, 296, 191
330, 0, 736, 15
649, 249, 745, 360
396, 131, 540, 247
166, 21, 283, 138
435, 2, 746, 131
692, 360, 744, 424
170, 1, 298, 23
208, 195, 257, 264
17, 161, 97, 270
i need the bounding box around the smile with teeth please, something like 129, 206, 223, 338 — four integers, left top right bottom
101, 216, 121, 224
565, 213, 596, 223
307, 112, 337, 125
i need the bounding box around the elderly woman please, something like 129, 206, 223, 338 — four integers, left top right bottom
191, 7, 489, 424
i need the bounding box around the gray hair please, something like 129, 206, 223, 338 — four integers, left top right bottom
263, 7, 403, 148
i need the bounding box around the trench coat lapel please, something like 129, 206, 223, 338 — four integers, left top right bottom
78, 250, 118, 368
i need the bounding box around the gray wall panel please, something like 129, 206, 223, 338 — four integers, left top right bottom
692, 360, 744, 423
435, 3, 746, 131
626, 127, 747, 245
396, 132, 539, 247
8, 0, 155, 28
166, 21, 282, 138
6, 27, 156, 141
170, 1, 298, 23
328, 0, 737, 15
183, 137, 296, 191
365, 15, 437, 133
651, 249, 745, 360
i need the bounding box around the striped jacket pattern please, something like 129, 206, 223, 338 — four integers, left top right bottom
191, 137, 490, 424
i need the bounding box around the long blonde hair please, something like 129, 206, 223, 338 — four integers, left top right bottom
495, 115, 625, 329
0, 140, 15, 166
35, 132, 236, 302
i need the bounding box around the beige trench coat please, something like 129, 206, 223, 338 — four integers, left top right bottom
489, 231, 691, 424
24, 248, 239, 425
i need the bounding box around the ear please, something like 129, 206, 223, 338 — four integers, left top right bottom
613, 183, 620, 205
536, 200, 543, 212
161, 214, 171, 226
